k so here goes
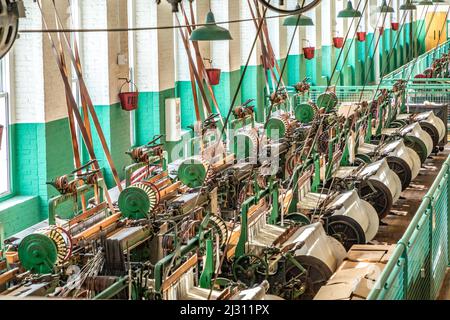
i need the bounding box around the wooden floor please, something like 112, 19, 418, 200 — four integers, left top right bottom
374, 146, 450, 244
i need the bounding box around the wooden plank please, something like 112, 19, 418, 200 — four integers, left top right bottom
161, 254, 198, 292
72, 213, 121, 243
0, 268, 19, 286
68, 202, 108, 227
148, 171, 168, 184
160, 182, 182, 199
347, 250, 386, 263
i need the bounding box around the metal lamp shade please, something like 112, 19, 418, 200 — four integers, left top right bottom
338, 1, 362, 18
400, 0, 417, 10
377, 0, 395, 13
283, 13, 314, 26
190, 11, 233, 41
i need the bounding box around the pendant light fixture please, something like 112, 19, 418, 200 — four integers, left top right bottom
399, 0, 417, 10
283, 4, 314, 26
190, 11, 233, 41
338, 1, 362, 18
377, 0, 395, 13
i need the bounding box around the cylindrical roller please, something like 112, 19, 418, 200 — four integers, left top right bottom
358, 140, 418, 190
401, 123, 433, 163
357, 159, 402, 219
380, 140, 418, 190
283, 223, 346, 300
325, 190, 379, 250
286, 222, 345, 276
415, 111, 446, 146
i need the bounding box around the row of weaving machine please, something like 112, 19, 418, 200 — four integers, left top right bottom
0, 78, 446, 300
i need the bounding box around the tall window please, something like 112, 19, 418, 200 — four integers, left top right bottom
0, 56, 11, 197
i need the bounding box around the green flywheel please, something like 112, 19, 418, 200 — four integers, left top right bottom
18, 233, 58, 274
266, 117, 287, 139
118, 185, 152, 220
178, 158, 208, 188
317, 92, 338, 112
295, 103, 316, 123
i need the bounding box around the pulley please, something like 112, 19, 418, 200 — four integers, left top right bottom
0, 1, 24, 60
257, 0, 322, 14
294, 102, 317, 123
177, 157, 210, 188
118, 182, 160, 219
18, 226, 72, 274
316, 92, 338, 112
266, 114, 290, 140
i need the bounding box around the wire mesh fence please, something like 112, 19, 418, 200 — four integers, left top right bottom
367, 159, 450, 300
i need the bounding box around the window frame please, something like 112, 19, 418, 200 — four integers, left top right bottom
0, 54, 12, 201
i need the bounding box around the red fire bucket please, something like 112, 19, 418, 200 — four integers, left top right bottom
206, 68, 221, 86
119, 81, 139, 111
357, 32, 367, 42
333, 37, 344, 49
0, 124, 4, 150
391, 22, 399, 31
303, 47, 315, 60
379, 27, 385, 35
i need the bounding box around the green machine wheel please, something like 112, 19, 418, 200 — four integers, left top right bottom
284, 213, 311, 226
295, 103, 316, 123
404, 136, 428, 164
18, 233, 58, 274
118, 182, 159, 219
178, 157, 208, 188
354, 154, 372, 165
266, 116, 288, 139
316, 92, 338, 112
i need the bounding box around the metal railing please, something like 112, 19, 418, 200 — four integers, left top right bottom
367, 156, 450, 300
384, 40, 450, 80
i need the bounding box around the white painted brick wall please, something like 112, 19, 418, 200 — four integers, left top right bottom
79, 0, 109, 105
239, 0, 260, 66
108, 0, 129, 104
286, 0, 300, 55
229, 0, 241, 72
135, 0, 159, 91
175, 2, 194, 82
42, 0, 71, 123
211, 0, 230, 72
267, 15, 281, 60
11, 0, 45, 124
156, 2, 175, 91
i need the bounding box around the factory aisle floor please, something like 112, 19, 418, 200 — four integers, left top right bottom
374, 146, 450, 244
438, 269, 450, 300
